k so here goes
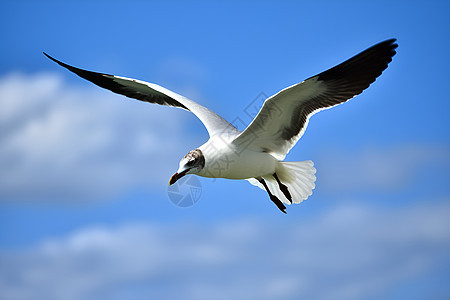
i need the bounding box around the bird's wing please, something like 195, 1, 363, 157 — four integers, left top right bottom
231, 39, 397, 160
44, 53, 238, 138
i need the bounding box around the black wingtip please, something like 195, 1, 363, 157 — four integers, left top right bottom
43, 51, 56, 62
42, 52, 111, 82
315, 38, 398, 83
43, 52, 73, 70
387, 38, 398, 45
378, 38, 398, 52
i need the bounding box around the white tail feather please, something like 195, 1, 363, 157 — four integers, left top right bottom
247, 160, 316, 205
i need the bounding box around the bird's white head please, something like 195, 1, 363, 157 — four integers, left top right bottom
169, 149, 205, 185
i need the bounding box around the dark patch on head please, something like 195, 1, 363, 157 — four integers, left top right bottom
184, 149, 205, 169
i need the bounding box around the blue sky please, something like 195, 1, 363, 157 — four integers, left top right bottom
1, 1, 449, 299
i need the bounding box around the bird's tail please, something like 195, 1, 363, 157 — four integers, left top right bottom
247, 160, 316, 205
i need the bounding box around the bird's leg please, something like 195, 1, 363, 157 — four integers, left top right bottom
256, 177, 287, 214
273, 173, 292, 204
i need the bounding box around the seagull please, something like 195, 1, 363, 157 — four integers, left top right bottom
44, 39, 397, 213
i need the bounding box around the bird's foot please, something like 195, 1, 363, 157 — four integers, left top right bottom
273, 173, 292, 204
279, 184, 292, 204
270, 195, 287, 214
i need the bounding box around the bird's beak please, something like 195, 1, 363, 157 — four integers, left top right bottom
169, 173, 179, 186
169, 169, 189, 186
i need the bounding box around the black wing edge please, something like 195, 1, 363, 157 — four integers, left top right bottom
314, 38, 398, 85
42, 52, 189, 110
280, 39, 397, 141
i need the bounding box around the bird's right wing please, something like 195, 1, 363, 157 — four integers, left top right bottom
44, 53, 238, 138
231, 39, 397, 160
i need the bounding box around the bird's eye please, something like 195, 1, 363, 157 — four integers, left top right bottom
186, 159, 196, 167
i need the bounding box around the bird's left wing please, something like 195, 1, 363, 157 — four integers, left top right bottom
231, 39, 397, 160
44, 53, 238, 138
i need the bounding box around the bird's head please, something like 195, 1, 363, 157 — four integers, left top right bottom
169, 149, 205, 185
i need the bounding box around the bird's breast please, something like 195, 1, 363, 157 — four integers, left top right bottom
197, 142, 277, 179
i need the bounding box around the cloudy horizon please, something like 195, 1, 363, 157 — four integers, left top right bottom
2, 200, 449, 300
1, 1, 449, 299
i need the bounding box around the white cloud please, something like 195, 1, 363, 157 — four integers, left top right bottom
0, 72, 202, 201
0, 201, 449, 300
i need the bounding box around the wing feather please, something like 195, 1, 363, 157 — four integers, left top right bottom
232, 39, 398, 159
44, 52, 237, 137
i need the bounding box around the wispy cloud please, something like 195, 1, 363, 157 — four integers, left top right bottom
1, 201, 449, 300
0, 72, 199, 201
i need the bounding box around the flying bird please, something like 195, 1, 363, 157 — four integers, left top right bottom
44, 39, 397, 213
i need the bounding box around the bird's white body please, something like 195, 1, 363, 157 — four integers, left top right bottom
197, 135, 278, 180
